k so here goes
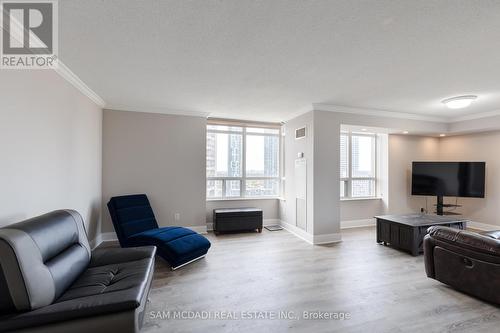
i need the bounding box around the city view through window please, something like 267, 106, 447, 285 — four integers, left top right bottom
340, 132, 377, 198
207, 124, 280, 198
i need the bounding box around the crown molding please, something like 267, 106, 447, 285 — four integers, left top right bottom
312, 103, 449, 123
105, 105, 210, 118
282, 105, 314, 123
451, 109, 500, 122
51, 59, 500, 125
205, 113, 283, 123
7, 12, 105, 108
54, 61, 106, 107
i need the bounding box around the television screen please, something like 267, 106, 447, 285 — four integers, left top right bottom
412, 162, 485, 198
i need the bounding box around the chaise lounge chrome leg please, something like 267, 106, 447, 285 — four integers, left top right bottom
171, 255, 206, 270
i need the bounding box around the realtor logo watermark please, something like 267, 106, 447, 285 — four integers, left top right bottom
1, 0, 58, 69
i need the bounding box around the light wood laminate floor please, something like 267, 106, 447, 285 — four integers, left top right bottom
142, 227, 500, 333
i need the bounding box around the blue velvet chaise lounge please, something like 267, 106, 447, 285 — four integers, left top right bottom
107, 194, 211, 270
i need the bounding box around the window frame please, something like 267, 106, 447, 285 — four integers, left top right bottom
206, 122, 282, 199
340, 131, 377, 199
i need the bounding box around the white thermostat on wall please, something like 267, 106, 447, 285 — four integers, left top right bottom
295, 126, 306, 139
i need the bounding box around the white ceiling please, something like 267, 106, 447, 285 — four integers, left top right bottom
60, 0, 500, 122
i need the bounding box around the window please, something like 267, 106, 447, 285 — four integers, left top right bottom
207, 123, 281, 199
340, 132, 376, 199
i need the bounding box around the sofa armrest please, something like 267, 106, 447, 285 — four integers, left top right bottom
427, 226, 500, 256
481, 230, 500, 240
90, 246, 156, 267
423, 234, 436, 278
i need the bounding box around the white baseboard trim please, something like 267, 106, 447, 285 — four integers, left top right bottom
90, 231, 117, 250
264, 219, 282, 226
206, 219, 281, 231
101, 232, 118, 242
313, 232, 342, 244
341, 218, 376, 229
279, 220, 314, 244
89, 234, 102, 250
467, 221, 500, 231
278, 220, 342, 245
186, 226, 208, 234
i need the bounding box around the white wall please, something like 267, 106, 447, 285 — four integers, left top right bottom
387, 135, 440, 215
282, 112, 315, 233
439, 131, 500, 227
312, 111, 341, 235
340, 199, 385, 221
282, 107, 447, 239
102, 110, 206, 232
310, 110, 444, 237
0, 70, 103, 241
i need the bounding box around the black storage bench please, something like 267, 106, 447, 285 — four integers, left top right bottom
213, 208, 263, 234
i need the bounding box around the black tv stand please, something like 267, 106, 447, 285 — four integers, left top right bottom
435, 196, 461, 215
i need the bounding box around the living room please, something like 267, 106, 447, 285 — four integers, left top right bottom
1, 1, 500, 332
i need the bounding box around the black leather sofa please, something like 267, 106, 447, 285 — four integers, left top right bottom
424, 226, 500, 304
0, 210, 155, 332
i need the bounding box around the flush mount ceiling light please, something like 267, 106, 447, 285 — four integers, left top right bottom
442, 95, 477, 109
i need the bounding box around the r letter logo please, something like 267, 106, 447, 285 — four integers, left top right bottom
1, 0, 58, 69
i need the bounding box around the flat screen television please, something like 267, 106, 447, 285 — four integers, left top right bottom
411, 161, 485, 198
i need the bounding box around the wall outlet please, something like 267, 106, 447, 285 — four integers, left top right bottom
174, 213, 180, 221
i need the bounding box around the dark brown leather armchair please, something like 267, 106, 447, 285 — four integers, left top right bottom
424, 226, 500, 305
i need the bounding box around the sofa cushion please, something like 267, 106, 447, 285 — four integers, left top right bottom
89, 246, 156, 267
0, 246, 156, 332
428, 226, 500, 256
58, 247, 155, 302
9, 210, 89, 262
46, 243, 92, 299
0, 210, 91, 311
